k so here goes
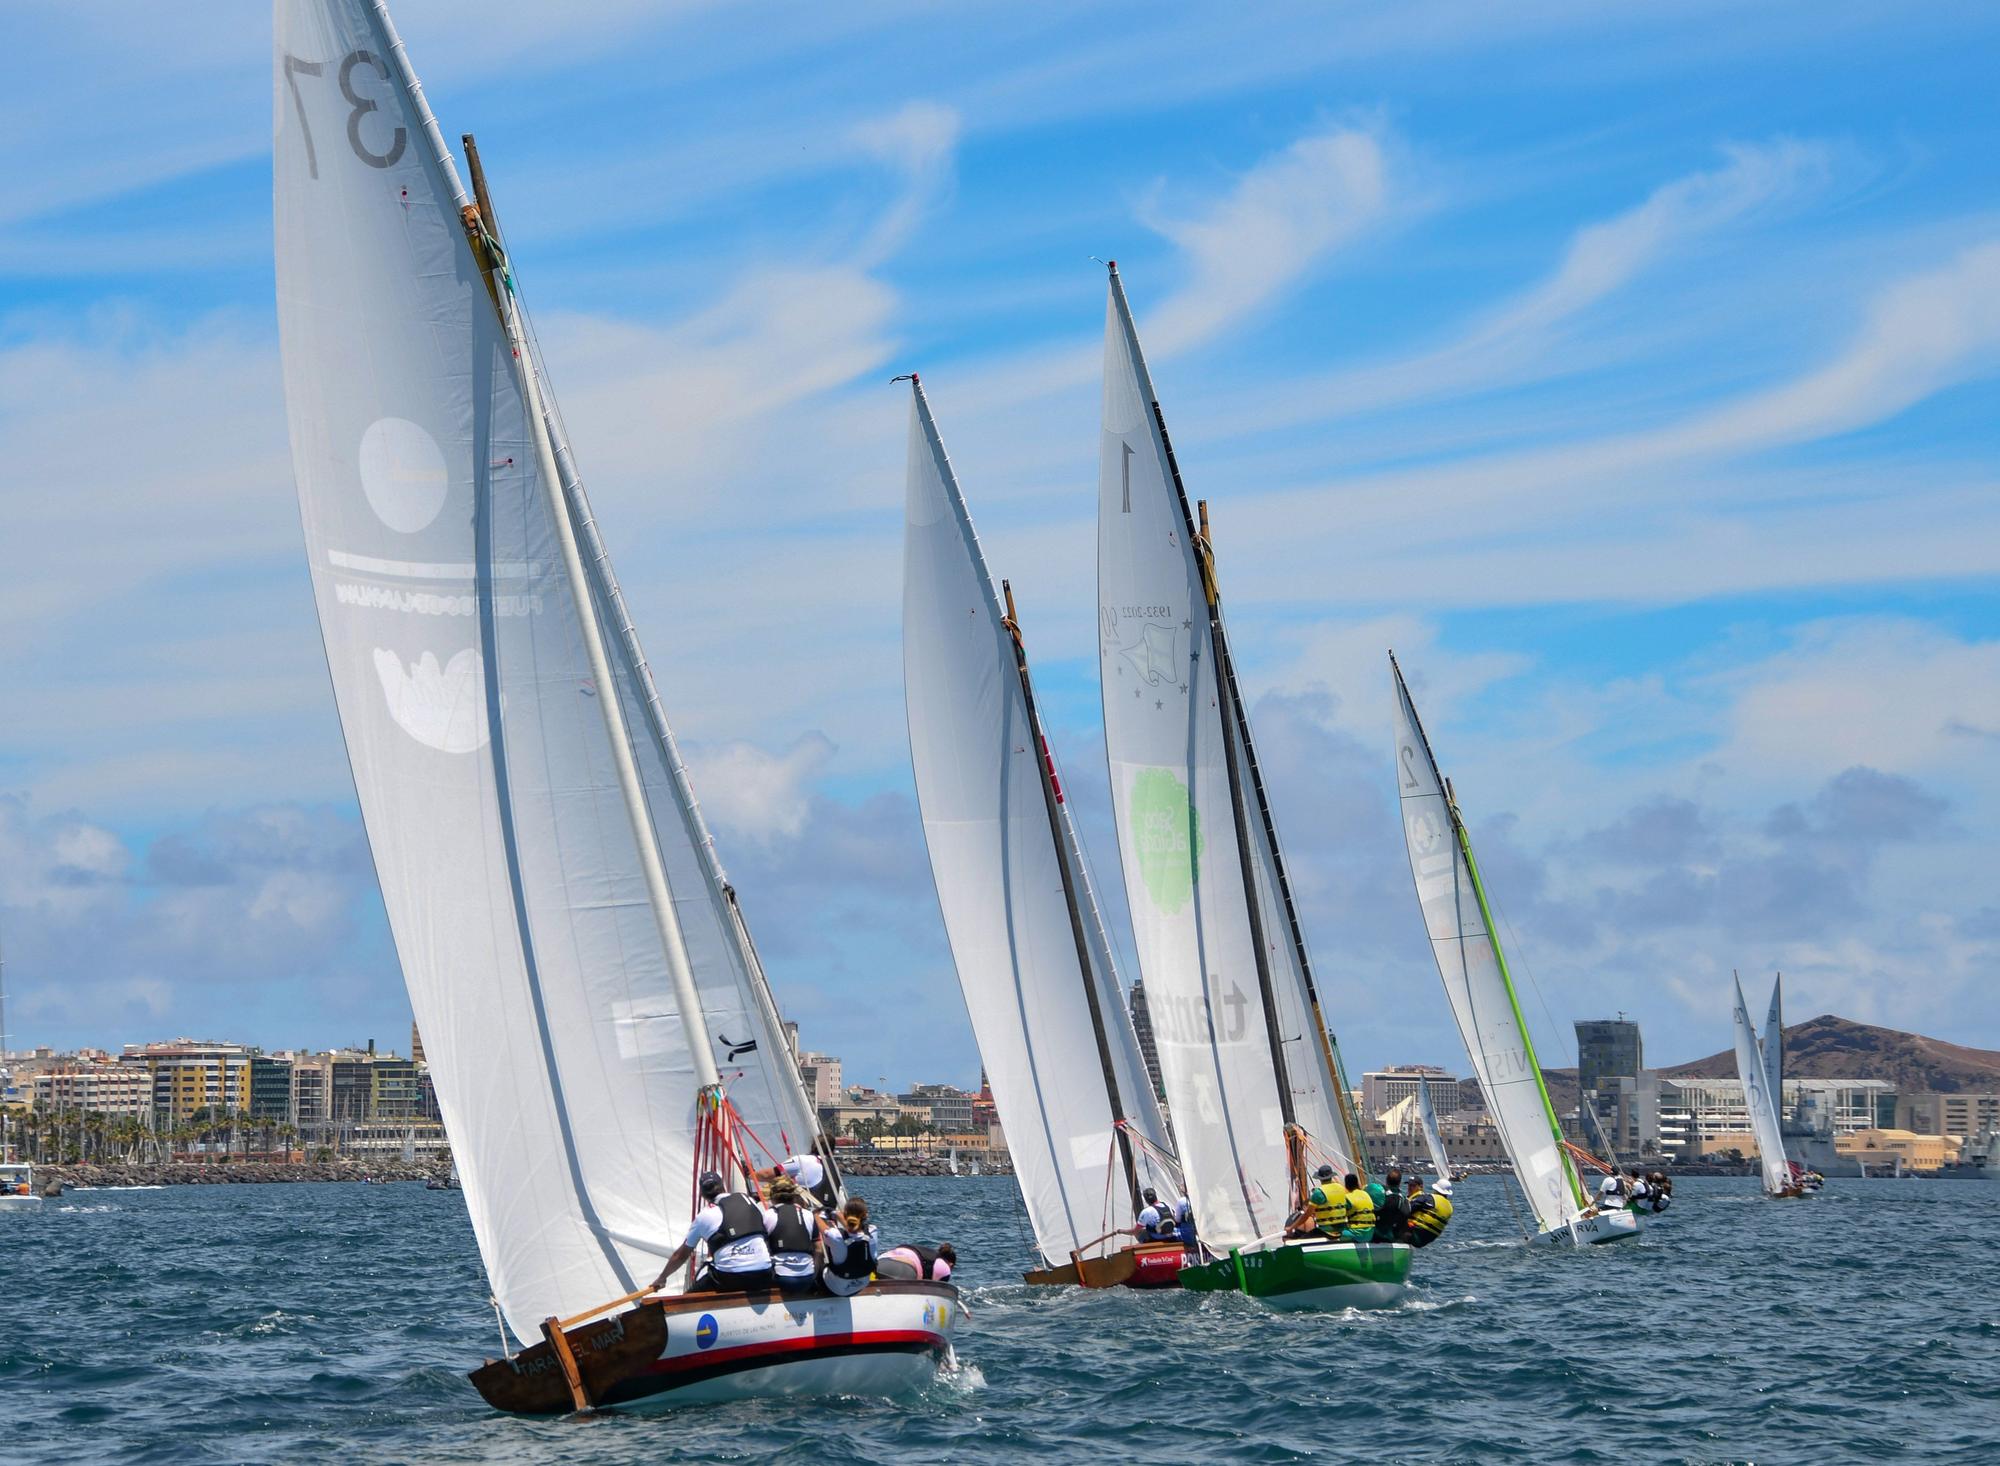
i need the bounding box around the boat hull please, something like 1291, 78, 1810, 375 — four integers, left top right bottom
1178, 1239, 1411, 1310
1532, 1210, 1640, 1246
0, 1195, 42, 1210
1023, 1241, 1185, 1290
470, 1281, 958, 1415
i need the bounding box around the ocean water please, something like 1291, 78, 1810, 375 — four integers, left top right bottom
4, 1173, 1996, 1464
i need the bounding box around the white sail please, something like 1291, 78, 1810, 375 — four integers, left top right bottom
275, 0, 805, 1341
1391, 657, 1585, 1235
1416, 1077, 1453, 1181
1763, 973, 1784, 1118
1096, 268, 1346, 1251
1733, 975, 1792, 1194
903, 380, 1175, 1267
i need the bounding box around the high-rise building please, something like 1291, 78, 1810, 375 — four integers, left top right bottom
1360, 1066, 1460, 1120
33, 1059, 151, 1119
126, 1040, 253, 1122
1575, 1018, 1642, 1091
249, 1055, 294, 1122
797, 1051, 843, 1109
410, 1022, 425, 1066
1128, 981, 1165, 1101
291, 1059, 331, 1132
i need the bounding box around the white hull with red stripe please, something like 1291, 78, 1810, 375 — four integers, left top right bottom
607, 1284, 960, 1411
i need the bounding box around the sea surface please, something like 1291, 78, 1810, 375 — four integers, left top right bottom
4, 1173, 1996, 1464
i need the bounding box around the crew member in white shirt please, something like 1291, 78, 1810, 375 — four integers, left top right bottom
651, 1171, 777, 1293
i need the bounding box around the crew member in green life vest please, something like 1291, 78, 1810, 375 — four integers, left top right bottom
1300, 1164, 1349, 1238
1406, 1177, 1453, 1247
1339, 1173, 1376, 1242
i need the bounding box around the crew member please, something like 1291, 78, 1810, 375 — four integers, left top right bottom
1627, 1171, 1652, 1211
651, 1171, 777, 1293
1406, 1177, 1453, 1247
1339, 1172, 1376, 1243
1596, 1171, 1628, 1210
1299, 1164, 1348, 1238
1649, 1173, 1672, 1213
821, 1196, 877, 1297
876, 1241, 957, 1281
1173, 1193, 1201, 1257
1396, 1175, 1426, 1242
754, 1147, 840, 1213
765, 1177, 822, 1296
1372, 1167, 1406, 1242
1133, 1187, 1178, 1242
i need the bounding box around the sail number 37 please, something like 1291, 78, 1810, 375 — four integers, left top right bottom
283, 51, 409, 179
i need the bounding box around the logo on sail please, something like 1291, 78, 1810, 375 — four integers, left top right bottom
372, 647, 489, 753
1118, 622, 1181, 687
1130, 767, 1199, 913
358, 416, 450, 534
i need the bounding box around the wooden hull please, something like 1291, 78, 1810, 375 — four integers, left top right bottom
1023, 1241, 1185, 1290
1178, 1239, 1411, 1310
469, 1281, 959, 1415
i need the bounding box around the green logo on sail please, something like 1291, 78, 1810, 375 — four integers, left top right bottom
1131, 767, 1200, 914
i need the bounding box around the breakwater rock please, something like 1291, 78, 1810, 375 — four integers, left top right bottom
837, 1153, 1012, 1178
43, 1160, 448, 1190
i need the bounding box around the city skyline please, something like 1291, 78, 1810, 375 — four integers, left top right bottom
1, 4, 1996, 1085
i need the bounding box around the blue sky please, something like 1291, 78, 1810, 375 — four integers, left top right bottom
2, 1, 1996, 1088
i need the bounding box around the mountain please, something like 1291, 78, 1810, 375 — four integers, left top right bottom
1662, 1014, 2000, 1094
1449, 1015, 1999, 1118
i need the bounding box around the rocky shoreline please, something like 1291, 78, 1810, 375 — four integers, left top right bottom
34, 1155, 1010, 1191
41, 1160, 447, 1191
837, 1153, 1013, 1179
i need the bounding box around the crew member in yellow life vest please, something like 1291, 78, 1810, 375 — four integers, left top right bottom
1297, 1164, 1348, 1238
1338, 1173, 1376, 1242
1406, 1177, 1453, 1247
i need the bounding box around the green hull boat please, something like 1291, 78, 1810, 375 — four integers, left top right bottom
1179, 1239, 1412, 1311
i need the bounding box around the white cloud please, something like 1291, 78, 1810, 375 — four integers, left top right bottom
683, 733, 837, 843
1138, 127, 1390, 357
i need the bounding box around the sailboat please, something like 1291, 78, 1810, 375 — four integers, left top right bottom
1095, 265, 1408, 1308
0, 933, 37, 1210
274, 0, 955, 1411
1415, 1078, 1455, 1182
901, 375, 1186, 1290
1733, 973, 1802, 1198
1389, 655, 1637, 1246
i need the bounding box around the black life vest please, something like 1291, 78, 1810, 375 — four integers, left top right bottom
709, 1192, 765, 1249
805, 1153, 841, 1211
911, 1244, 946, 1278
1141, 1201, 1176, 1240
769, 1201, 816, 1255
828, 1227, 874, 1280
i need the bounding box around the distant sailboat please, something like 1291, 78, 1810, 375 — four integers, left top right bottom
275, 0, 954, 1410
1733, 973, 1801, 1198
1096, 264, 1407, 1308
1415, 1079, 1454, 1182
0, 933, 38, 1211
901, 375, 1184, 1289
1390, 654, 1637, 1246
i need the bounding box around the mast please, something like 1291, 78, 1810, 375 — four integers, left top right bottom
1001, 575, 1144, 1217
408, 75, 718, 1091
1442, 780, 1586, 1210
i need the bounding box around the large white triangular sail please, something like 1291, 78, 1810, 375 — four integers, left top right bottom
1733, 975, 1792, 1195
275, 0, 806, 1342
903, 379, 1176, 1268
1390, 655, 1587, 1235
1096, 266, 1351, 1253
